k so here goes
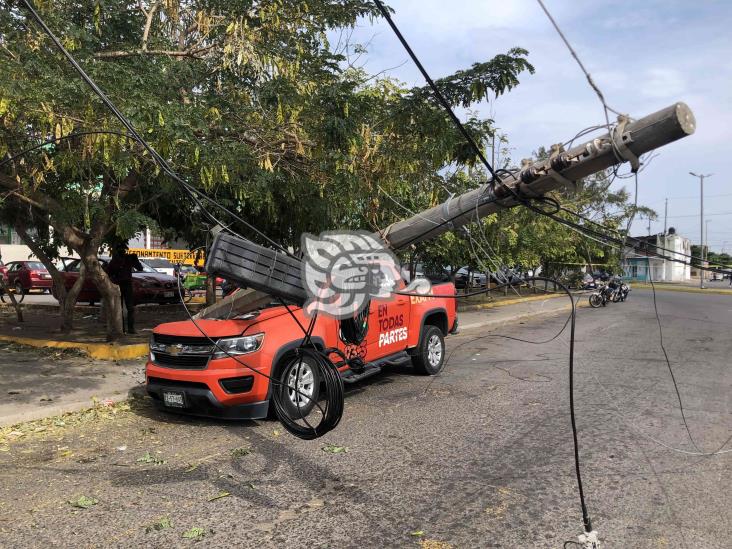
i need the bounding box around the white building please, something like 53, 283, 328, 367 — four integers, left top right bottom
624, 229, 691, 282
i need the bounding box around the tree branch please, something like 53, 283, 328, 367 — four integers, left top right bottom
141, 1, 161, 51
93, 48, 210, 59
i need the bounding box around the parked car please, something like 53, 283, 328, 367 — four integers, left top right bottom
141, 257, 177, 277
55, 258, 181, 305
488, 268, 523, 285
454, 266, 487, 289
4, 260, 53, 294
0, 261, 8, 283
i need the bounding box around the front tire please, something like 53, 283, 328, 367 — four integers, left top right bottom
412, 325, 446, 375
589, 293, 603, 308
276, 355, 320, 418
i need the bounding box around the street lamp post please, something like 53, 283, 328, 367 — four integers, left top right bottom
706, 219, 711, 279
690, 172, 713, 288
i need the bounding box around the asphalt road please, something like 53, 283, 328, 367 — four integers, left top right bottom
0, 289, 730, 548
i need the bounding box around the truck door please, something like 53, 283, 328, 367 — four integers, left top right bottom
366, 292, 411, 360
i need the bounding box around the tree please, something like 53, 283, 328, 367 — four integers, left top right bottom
0, 1, 535, 339
0, 203, 87, 331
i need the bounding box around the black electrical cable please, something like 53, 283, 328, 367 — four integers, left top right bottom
646, 257, 701, 453
397, 276, 593, 532
339, 302, 370, 346
369, 1, 595, 530
557, 203, 724, 269
546, 210, 731, 277
372, 0, 500, 182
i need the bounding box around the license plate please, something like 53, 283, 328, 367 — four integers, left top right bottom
163, 291, 174, 298
162, 390, 186, 408
41, 274, 52, 279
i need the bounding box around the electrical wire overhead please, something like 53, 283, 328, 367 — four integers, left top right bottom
371, 0, 500, 183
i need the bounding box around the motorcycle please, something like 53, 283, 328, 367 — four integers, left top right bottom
589, 283, 616, 308
617, 281, 631, 302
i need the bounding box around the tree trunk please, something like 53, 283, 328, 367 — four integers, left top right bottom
13, 223, 83, 332
206, 274, 216, 306
81, 252, 123, 340
60, 264, 86, 332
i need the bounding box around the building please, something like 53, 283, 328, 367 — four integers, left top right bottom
0, 224, 80, 265
623, 228, 691, 282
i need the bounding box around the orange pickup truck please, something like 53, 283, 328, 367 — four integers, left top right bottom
146, 281, 458, 419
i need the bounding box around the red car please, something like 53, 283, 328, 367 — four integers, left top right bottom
57, 258, 181, 306
4, 261, 53, 294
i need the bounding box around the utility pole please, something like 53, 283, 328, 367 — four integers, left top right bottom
690, 172, 712, 289
663, 198, 668, 235
200, 103, 697, 318
382, 103, 696, 249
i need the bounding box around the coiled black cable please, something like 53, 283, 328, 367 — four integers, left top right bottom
269, 346, 345, 440
339, 302, 370, 346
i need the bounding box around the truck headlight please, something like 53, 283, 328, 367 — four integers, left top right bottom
213, 333, 264, 358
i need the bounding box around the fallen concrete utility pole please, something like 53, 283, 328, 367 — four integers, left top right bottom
199, 102, 695, 318
380, 102, 695, 249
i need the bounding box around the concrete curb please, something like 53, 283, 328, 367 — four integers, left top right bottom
0, 334, 148, 361
458, 291, 584, 312
460, 299, 589, 331
633, 283, 732, 296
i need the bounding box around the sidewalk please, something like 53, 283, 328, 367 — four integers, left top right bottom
0, 303, 197, 360
633, 280, 732, 295
459, 292, 580, 331
0, 343, 145, 428
0, 294, 580, 429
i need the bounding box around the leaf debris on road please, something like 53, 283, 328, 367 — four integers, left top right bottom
68, 495, 98, 509
145, 516, 172, 533
207, 490, 231, 502
230, 447, 251, 458
137, 451, 166, 465
181, 526, 206, 540
322, 443, 348, 454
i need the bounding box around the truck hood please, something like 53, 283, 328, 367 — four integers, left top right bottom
153, 319, 250, 339
152, 306, 295, 339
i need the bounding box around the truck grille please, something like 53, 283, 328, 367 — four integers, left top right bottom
151, 334, 219, 370
153, 353, 210, 369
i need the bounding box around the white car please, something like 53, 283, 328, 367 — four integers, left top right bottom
140, 257, 176, 277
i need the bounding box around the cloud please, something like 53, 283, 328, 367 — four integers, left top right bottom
640, 68, 687, 99
339, 0, 732, 249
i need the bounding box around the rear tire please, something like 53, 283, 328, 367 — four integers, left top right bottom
589, 293, 603, 308
411, 325, 445, 375
12, 282, 25, 303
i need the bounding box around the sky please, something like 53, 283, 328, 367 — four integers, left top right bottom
339, 0, 732, 252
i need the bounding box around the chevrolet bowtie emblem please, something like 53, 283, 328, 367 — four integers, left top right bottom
166, 344, 183, 355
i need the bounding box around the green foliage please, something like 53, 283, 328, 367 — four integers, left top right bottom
0, 0, 535, 254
